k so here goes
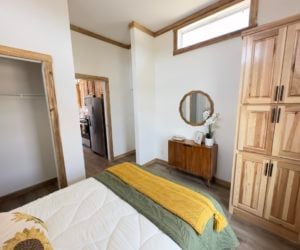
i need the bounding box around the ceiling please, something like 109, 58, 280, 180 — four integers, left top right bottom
68, 0, 218, 44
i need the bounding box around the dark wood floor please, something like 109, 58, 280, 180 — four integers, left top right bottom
144, 164, 300, 250
83, 146, 135, 177
0, 146, 135, 212
0, 147, 299, 249
0, 179, 58, 212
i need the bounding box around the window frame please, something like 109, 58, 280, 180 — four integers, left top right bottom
173, 0, 258, 55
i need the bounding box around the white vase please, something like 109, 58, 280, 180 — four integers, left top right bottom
205, 137, 214, 146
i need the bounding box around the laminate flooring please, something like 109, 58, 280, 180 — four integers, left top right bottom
144, 163, 300, 250
1, 148, 299, 249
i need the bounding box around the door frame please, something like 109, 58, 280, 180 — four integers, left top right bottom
75, 73, 114, 161
0, 44, 67, 188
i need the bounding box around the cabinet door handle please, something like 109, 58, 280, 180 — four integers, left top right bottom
279, 86, 284, 101
264, 163, 269, 176
276, 108, 281, 123
268, 163, 274, 177
271, 108, 276, 123
274, 86, 279, 101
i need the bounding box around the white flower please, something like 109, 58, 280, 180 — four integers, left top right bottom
203, 110, 210, 120
204, 113, 220, 126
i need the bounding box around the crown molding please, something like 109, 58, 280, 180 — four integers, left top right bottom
129, 21, 155, 37
129, 0, 249, 37
70, 24, 131, 50
155, 0, 241, 36
242, 13, 300, 36
72, 1, 255, 47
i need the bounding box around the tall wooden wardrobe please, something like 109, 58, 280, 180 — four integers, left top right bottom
230, 14, 300, 243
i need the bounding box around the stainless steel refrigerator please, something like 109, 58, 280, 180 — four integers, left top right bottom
84, 96, 107, 157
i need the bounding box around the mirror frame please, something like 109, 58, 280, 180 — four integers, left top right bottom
179, 90, 214, 126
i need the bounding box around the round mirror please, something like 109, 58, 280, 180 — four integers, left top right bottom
179, 90, 214, 126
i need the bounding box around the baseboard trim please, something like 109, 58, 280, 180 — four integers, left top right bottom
214, 177, 231, 189
143, 158, 170, 167
0, 178, 58, 202
143, 158, 231, 189
113, 150, 136, 161
233, 207, 300, 244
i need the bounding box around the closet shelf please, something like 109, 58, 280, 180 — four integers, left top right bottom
0, 93, 45, 98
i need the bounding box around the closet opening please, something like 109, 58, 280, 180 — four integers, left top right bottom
75, 73, 114, 175
0, 45, 67, 211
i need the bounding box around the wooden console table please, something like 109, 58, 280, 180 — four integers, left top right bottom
168, 139, 218, 184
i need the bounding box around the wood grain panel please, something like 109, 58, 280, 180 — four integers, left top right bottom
264, 160, 300, 232
78, 79, 88, 107
238, 105, 275, 155
87, 80, 95, 96
230, 16, 300, 242
273, 105, 300, 160
281, 22, 300, 103
168, 140, 186, 169
0, 45, 52, 62
76, 79, 104, 106
242, 28, 286, 104
233, 153, 269, 217
94, 80, 103, 97
185, 146, 213, 178
168, 140, 217, 181
43, 62, 67, 188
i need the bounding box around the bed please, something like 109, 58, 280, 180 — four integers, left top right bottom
10, 163, 239, 250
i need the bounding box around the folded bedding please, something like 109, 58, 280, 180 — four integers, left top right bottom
95, 162, 239, 250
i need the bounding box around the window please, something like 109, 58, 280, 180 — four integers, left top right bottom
174, 0, 257, 55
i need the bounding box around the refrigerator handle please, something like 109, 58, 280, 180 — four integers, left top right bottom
92, 107, 96, 132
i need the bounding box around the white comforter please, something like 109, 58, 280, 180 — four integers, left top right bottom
14, 178, 180, 250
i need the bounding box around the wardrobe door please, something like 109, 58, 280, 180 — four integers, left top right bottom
281, 22, 300, 103
242, 28, 287, 104
233, 153, 269, 217
273, 105, 300, 160
238, 105, 276, 155
264, 160, 300, 232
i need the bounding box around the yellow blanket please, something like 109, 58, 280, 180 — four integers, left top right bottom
107, 163, 227, 234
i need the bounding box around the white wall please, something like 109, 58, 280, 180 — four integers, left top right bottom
131, 0, 300, 181
0, 58, 57, 196
130, 28, 156, 164
154, 35, 242, 181
71, 32, 135, 157
0, 1, 86, 184
257, 0, 300, 24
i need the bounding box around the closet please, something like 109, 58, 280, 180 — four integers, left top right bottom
0, 57, 57, 197
230, 15, 300, 243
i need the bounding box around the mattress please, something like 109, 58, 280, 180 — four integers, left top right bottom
13, 178, 180, 250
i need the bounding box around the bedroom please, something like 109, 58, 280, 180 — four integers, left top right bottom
0, 0, 300, 249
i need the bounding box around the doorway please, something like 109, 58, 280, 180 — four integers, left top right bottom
75, 73, 114, 164
0, 45, 67, 210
